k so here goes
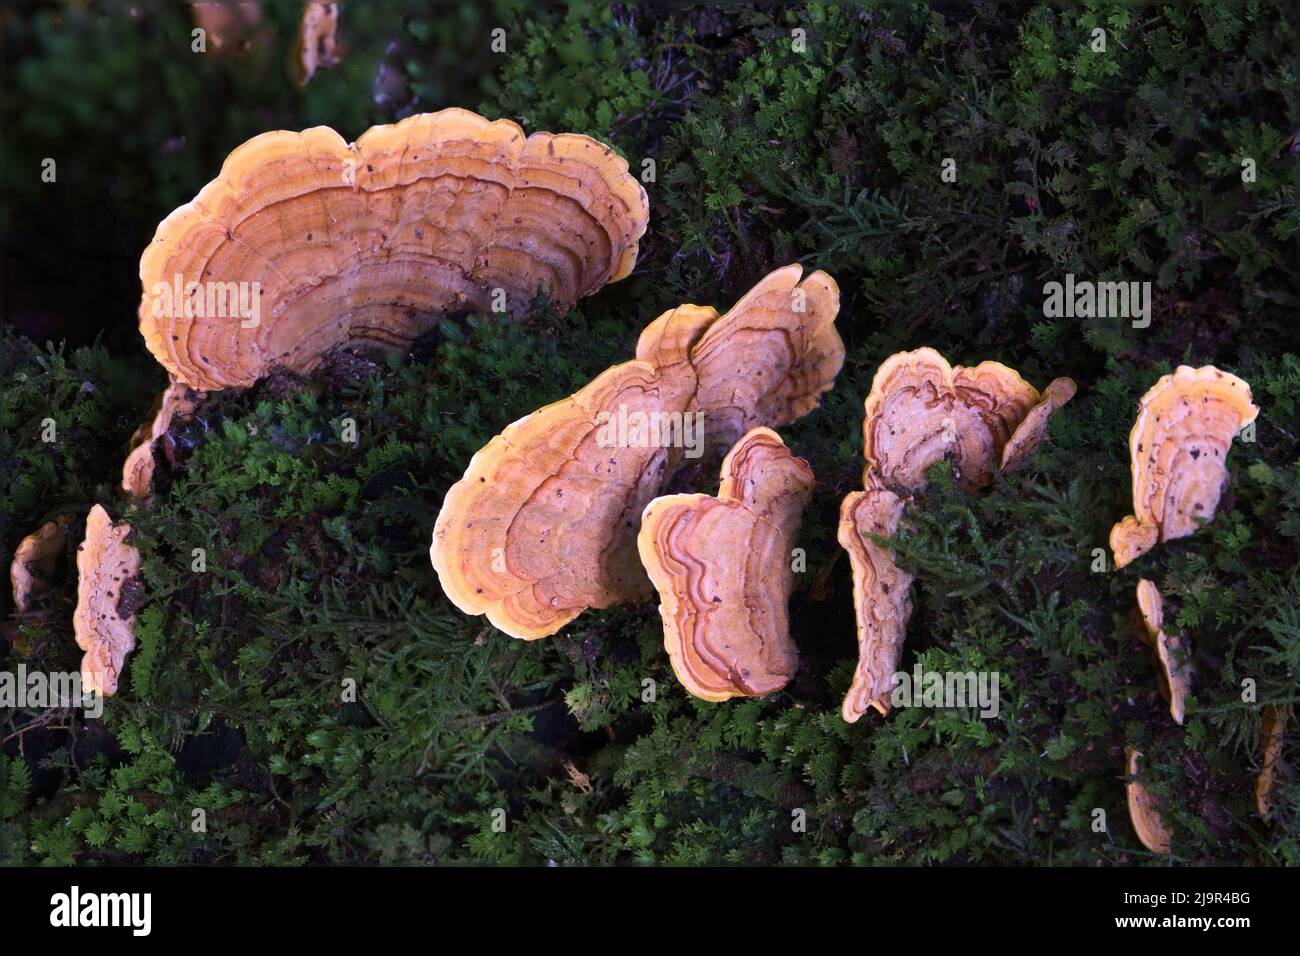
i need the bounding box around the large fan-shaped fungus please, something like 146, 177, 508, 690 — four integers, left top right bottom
863, 348, 1073, 493
638, 427, 814, 701
122, 378, 203, 499
10, 517, 72, 614
837, 471, 913, 722
139, 108, 649, 390
1110, 366, 1258, 568
1134, 579, 1192, 725
73, 505, 142, 697
1125, 747, 1173, 855
431, 264, 843, 640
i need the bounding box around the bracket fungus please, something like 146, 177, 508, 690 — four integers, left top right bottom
73, 506, 142, 697
637, 427, 814, 701
1256, 704, 1290, 821
139, 108, 649, 390
1110, 366, 1258, 569
1000, 376, 1077, 472
122, 378, 203, 499
837, 472, 913, 722
296, 1, 342, 87
431, 264, 843, 640
1133, 580, 1192, 725
863, 347, 1074, 494
838, 349, 1071, 721
10, 517, 72, 614
1125, 747, 1173, 855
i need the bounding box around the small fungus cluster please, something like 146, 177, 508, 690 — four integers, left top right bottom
431, 264, 843, 641
10, 516, 73, 614
838, 348, 1076, 719
122, 378, 203, 500
15, 107, 652, 694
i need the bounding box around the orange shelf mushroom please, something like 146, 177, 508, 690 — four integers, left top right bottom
122, 378, 203, 499
838, 348, 1073, 721
637, 427, 814, 701
73, 505, 143, 697
1125, 747, 1173, 855
296, 1, 342, 87
431, 264, 843, 640
863, 347, 1074, 494
139, 108, 649, 390
1110, 366, 1258, 569
10, 517, 72, 614
837, 472, 913, 721
1133, 579, 1193, 725
686, 269, 843, 453
1000, 376, 1078, 472
1256, 704, 1290, 821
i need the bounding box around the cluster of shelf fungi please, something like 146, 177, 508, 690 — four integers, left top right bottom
9, 110, 1281, 856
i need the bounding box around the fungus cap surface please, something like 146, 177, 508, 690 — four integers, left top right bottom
837, 472, 913, 722
1134, 579, 1192, 725
999, 376, 1077, 471
1110, 366, 1258, 568
638, 427, 814, 701
1256, 704, 1289, 820
73, 509, 141, 697
431, 265, 843, 640
139, 108, 649, 390
296, 1, 341, 86
863, 348, 1043, 493
73, 505, 143, 697
1125, 747, 1173, 855
122, 378, 202, 499
10, 517, 72, 613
